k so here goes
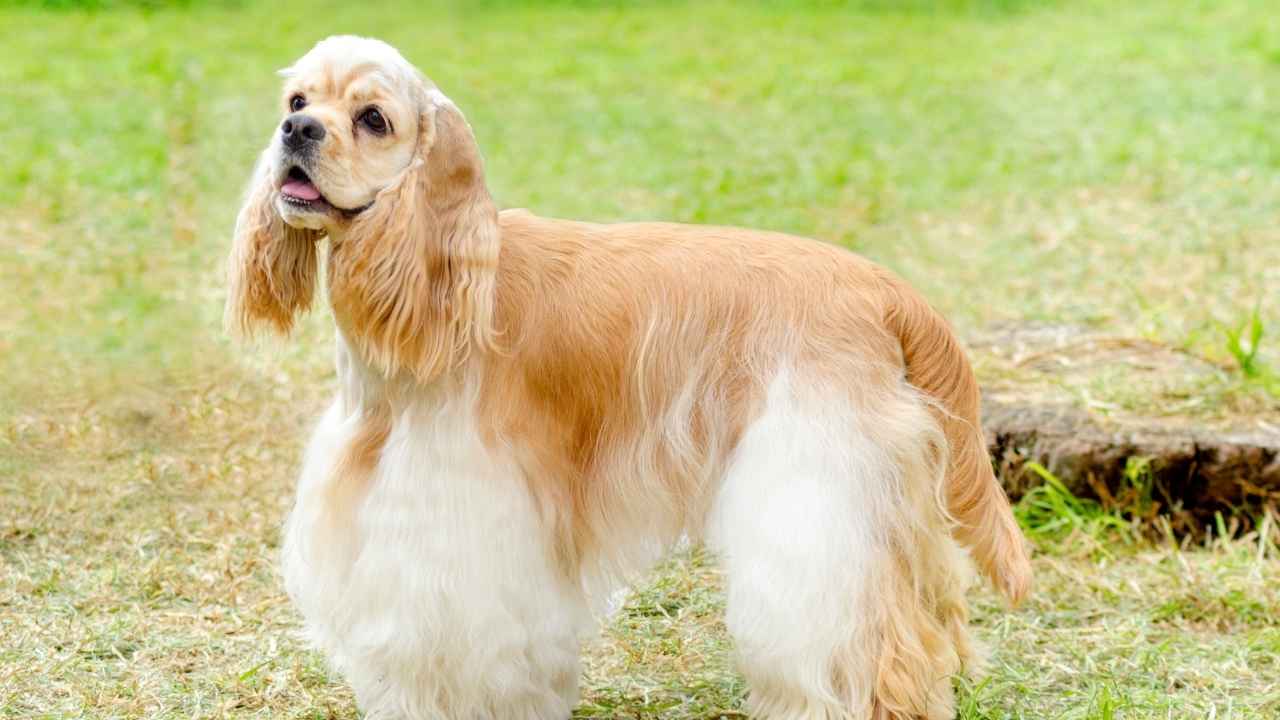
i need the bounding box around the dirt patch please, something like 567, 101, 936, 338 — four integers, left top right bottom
984, 397, 1280, 514
974, 323, 1280, 526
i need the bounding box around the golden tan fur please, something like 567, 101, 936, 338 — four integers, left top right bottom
228, 35, 1032, 720
223, 159, 321, 336
482, 216, 898, 562
320, 400, 391, 535
330, 100, 500, 383
482, 217, 990, 718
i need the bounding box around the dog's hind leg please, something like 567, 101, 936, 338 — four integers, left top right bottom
708, 372, 977, 720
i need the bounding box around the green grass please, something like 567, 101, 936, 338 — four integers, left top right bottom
2, 0, 1279, 717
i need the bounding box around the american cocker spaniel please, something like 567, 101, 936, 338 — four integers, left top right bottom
225, 35, 1031, 720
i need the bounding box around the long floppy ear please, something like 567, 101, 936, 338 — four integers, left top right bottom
224, 154, 322, 338
328, 91, 499, 382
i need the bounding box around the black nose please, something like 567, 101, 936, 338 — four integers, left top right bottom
281, 113, 325, 149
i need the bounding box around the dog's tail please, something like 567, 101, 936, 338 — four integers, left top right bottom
880, 272, 1032, 605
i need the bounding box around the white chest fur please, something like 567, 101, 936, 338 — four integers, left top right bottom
281, 351, 590, 719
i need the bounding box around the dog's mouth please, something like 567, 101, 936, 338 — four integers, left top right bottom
279, 165, 374, 218
280, 166, 332, 212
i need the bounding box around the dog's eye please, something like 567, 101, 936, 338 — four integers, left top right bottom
289, 94, 307, 112
359, 108, 389, 135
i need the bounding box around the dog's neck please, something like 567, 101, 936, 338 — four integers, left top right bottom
323, 208, 501, 388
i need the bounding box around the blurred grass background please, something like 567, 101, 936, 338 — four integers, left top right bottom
3, 0, 1278, 413
1, 1, 1278, 718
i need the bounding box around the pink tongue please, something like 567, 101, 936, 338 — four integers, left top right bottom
282, 179, 321, 201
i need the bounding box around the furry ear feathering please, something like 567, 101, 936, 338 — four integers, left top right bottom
227, 35, 1032, 720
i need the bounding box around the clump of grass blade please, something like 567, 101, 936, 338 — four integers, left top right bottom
1014, 461, 1136, 556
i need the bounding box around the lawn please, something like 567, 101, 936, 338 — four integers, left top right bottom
1, 0, 1278, 718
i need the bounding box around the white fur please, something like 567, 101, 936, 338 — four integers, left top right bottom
709, 371, 969, 720
284, 349, 968, 719
282, 339, 590, 720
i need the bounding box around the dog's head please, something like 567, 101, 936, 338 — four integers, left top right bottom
225, 36, 498, 380
269, 36, 421, 229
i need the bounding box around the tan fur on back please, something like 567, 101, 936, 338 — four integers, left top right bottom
476, 213, 905, 571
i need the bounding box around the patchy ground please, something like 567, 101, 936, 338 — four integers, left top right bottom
4, 379, 1279, 719
976, 323, 1280, 529
3, 1, 1279, 718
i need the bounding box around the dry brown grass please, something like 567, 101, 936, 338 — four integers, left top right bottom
4, 377, 1278, 718
4, 1, 1279, 717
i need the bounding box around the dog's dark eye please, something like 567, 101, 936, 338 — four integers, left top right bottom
289, 94, 307, 112
359, 108, 389, 135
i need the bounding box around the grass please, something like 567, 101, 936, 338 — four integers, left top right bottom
2, 0, 1278, 717
1224, 304, 1267, 379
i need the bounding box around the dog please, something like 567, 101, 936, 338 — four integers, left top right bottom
225, 35, 1031, 720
